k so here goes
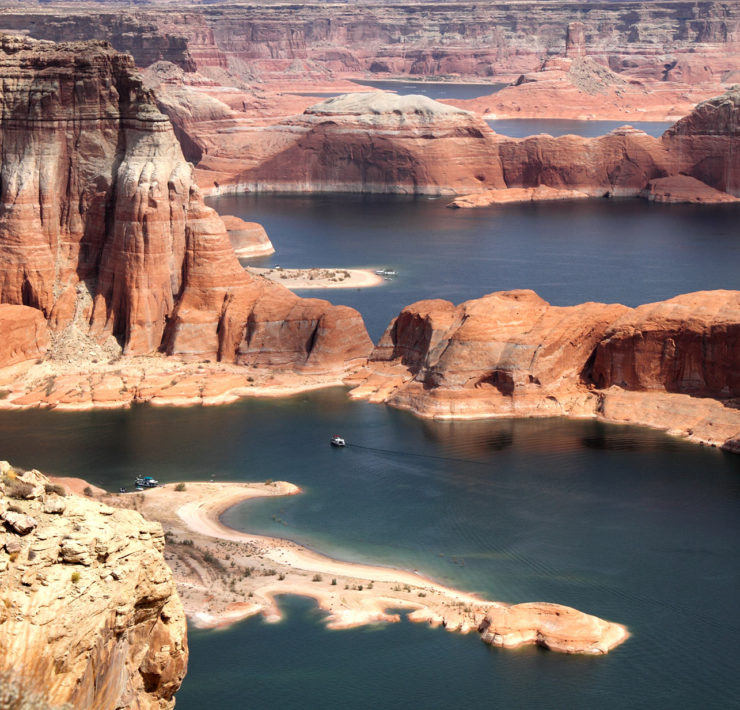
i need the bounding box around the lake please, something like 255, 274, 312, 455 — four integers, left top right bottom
0, 394, 737, 710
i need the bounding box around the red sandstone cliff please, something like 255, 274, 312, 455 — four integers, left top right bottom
349, 290, 740, 451
0, 36, 372, 372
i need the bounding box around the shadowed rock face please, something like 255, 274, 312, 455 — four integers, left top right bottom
662, 87, 740, 196
0, 465, 187, 710
0, 36, 372, 370
591, 291, 740, 398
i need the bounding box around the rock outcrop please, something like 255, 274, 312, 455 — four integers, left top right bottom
0, 464, 187, 709
2, 2, 737, 83
203, 92, 504, 195
221, 215, 275, 259
349, 290, 740, 451
0, 36, 372, 371
591, 291, 740, 398
479, 602, 627, 654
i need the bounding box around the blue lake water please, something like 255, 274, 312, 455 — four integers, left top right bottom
1, 395, 737, 710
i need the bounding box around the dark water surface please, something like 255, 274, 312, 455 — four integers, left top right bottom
486, 118, 673, 138
0, 397, 738, 709
209, 193, 740, 340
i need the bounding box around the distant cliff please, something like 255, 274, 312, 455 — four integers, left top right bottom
0, 1, 736, 81
0, 464, 187, 709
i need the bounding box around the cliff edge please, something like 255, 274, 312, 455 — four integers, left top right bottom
0, 463, 187, 709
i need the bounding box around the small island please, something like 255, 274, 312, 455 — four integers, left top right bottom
246, 266, 385, 289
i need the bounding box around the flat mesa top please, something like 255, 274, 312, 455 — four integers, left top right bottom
307, 91, 472, 117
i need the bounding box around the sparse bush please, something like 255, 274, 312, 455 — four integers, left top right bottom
312, 574, 322, 582
174, 483, 186, 492
263, 568, 277, 576
417, 592, 427, 598
5, 480, 33, 500
70, 571, 81, 584
278, 573, 285, 580
82, 486, 93, 498
182, 539, 194, 547
264, 479, 273, 486
331, 578, 337, 586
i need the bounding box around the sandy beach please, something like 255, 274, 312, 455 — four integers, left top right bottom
247, 266, 385, 289
100, 481, 629, 654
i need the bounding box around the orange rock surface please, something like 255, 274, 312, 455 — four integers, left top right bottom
641, 175, 739, 203
0, 305, 49, 368
479, 602, 628, 654
349, 290, 740, 451
221, 215, 275, 258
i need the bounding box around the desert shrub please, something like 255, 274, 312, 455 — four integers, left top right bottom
70, 571, 81, 584
5, 480, 33, 500
174, 483, 186, 492
331, 579, 337, 586
43, 483, 66, 497
82, 486, 93, 498
312, 574, 322, 582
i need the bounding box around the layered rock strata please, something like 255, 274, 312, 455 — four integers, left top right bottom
0, 464, 187, 709
0, 36, 372, 372
1, 2, 737, 83
349, 290, 740, 451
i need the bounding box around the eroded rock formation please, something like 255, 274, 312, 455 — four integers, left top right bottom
0, 463, 187, 709
0, 36, 372, 371
349, 290, 740, 451
0, 305, 49, 368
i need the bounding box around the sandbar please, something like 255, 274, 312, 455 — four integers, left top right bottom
101, 481, 628, 654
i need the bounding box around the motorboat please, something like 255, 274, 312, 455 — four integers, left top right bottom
375, 268, 398, 277
135, 476, 159, 488
330, 435, 346, 447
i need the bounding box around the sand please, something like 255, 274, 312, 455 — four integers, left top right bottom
247, 266, 385, 289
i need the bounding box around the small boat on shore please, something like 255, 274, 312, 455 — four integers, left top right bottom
375, 268, 397, 277
330, 435, 346, 447
135, 476, 159, 488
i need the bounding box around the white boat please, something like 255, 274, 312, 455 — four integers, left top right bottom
330, 435, 346, 447
375, 268, 398, 277
135, 476, 159, 488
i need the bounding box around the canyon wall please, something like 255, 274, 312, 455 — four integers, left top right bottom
0, 464, 187, 709
0, 36, 372, 371
349, 289, 740, 451
0, 2, 736, 81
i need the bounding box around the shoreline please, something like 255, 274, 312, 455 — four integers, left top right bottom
102, 481, 629, 653
246, 266, 385, 289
